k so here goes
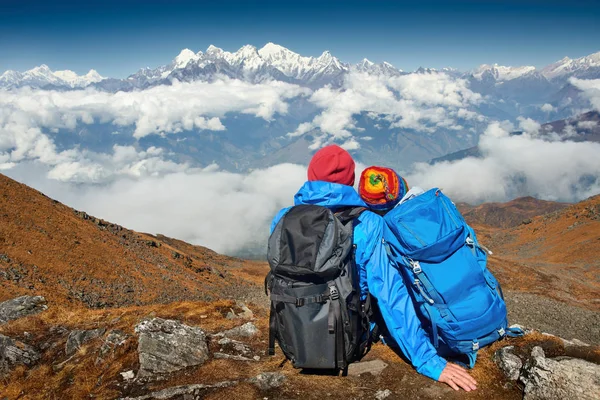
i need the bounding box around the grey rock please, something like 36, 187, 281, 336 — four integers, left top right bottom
135, 318, 209, 377
375, 389, 392, 400
0, 333, 40, 376
217, 337, 251, 355
218, 322, 259, 338
347, 359, 388, 377
0, 296, 47, 324
494, 346, 523, 381
119, 380, 238, 400
65, 328, 106, 356
520, 346, 600, 400
226, 302, 254, 320
121, 370, 135, 381
213, 352, 254, 361
249, 372, 286, 391
97, 330, 129, 364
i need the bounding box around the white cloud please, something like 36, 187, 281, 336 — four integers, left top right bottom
297, 71, 484, 148
570, 78, 600, 111
540, 103, 556, 113
404, 122, 600, 203
517, 117, 541, 135
577, 120, 598, 130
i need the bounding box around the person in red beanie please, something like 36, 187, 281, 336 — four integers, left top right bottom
307, 144, 356, 186
269, 145, 477, 391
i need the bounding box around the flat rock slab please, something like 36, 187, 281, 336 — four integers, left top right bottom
0, 333, 40, 376
135, 318, 209, 377
249, 372, 286, 391
347, 359, 388, 377
66, 328, 106, 356
218, 322, 259, 338
0, 296, 47, 324
120, 380, 237, 400
521, 346, 600, 400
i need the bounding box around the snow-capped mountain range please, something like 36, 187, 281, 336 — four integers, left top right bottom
2, 43, 598, 91
0, 64, 104, 89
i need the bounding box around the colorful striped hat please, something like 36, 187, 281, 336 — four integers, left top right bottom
358, 166, 408, 211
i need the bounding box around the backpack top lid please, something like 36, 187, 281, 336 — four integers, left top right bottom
268, 204, 355, 280
384, 188, 468, 263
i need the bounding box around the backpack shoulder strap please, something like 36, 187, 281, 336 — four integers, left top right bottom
334, 207, 367, 225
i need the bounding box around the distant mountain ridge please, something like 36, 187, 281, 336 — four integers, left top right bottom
1, 43, 599, 91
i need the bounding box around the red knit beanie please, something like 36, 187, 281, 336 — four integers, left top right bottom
307, 145, 356, 186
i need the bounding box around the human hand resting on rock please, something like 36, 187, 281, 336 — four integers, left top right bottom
438, 362, 478, 391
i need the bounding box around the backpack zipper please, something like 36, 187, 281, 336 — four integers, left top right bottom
439, 195, 459, 229
399, 221, 427, 246
466, 236, 493, 255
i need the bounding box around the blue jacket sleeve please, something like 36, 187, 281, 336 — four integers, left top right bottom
358, 214, 447, 381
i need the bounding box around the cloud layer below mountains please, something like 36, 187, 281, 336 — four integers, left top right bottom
405, 122, 600, 204
0, 71, 486, 181
6, 119, 599, 256
1, 75, 599, 255
0, 79, 309, 181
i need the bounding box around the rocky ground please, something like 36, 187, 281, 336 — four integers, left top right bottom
0, 294, 598, 400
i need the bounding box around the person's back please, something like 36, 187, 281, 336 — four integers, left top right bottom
270, 150, 476, 391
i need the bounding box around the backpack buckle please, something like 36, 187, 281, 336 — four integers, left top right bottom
498, 327, 506, 337
329, 286, 339, 300
472, 341, 480, 351
295, 298, 305, 307
410, 260, 422, 274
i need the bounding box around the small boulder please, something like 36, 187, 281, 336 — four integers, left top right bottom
520, 346, 600, 400
65, 328, 106, 356
135, 318, 209, 377
249, 372, 286, 391
493, 346, 523, 381
218, 322, 258, 338
121, 370, 135, 381
0, 296, 47, 324
347, 359, 388, 377
0, 333, 40, 376
97, 330, 129, 364
217, 337, 251, 355
226, 302, 254, 320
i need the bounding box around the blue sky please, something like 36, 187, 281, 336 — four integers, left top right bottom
1, 0, 599, 77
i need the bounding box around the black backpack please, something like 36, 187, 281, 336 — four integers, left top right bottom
265, 204, 372, 372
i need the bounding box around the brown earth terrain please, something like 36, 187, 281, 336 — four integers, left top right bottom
0, 173, 599, 399
457, 196, 569, 229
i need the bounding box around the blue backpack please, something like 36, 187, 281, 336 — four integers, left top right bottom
382, 188, 521, 367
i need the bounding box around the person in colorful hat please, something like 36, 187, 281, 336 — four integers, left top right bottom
358, 166, 409, 214
270, 147, 477, 391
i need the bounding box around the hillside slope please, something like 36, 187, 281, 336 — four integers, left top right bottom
484, 194, 600, 310
0, 173, 259, 308
458, 196, 569, 229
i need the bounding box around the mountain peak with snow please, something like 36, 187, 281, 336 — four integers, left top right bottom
541, 51, 600, 80
0, 64, 104, 89
174, 49, 200, 68
472, 63, 537, 81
